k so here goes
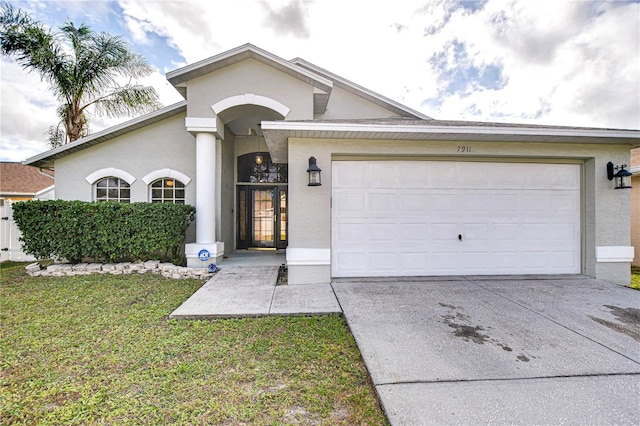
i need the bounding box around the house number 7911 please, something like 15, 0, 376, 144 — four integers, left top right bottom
457, 146, 471, 153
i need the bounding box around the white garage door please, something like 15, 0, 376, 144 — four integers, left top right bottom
332, 161, 581, 277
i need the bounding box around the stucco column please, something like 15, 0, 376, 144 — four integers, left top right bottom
185, 117, 225, 267
195, 132, 217, 243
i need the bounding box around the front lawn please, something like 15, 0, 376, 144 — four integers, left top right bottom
0, 262, 387, 425
632, 266, 640, 290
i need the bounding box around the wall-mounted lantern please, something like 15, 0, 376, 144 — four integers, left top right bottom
607, 162, 632, 189
307, 157, 322, 186
255, 133, 264, 165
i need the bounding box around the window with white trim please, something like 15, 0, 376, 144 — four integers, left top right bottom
150, 178, 185, 204
95, 177, 130, 202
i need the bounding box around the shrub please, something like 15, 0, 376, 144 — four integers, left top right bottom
12, 200, 195, 264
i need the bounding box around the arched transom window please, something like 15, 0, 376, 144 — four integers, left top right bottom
95, 177, 130, 202
151, 178, 185, 204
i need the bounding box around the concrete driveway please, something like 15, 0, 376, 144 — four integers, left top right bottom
332, 276, 640, 425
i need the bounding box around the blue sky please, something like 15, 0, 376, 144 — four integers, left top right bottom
1, 0, 639, 162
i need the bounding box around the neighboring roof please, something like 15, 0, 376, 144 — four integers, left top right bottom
167, 43, 334, 99
24, 101, 187, 169
0, 161, 54, 196
262, 117, 640, 163
290, 58, 431, 120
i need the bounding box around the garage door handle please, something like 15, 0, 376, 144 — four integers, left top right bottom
458, 234, 462, 241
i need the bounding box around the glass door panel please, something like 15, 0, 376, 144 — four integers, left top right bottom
279, 189, 287, 245
252, 189, 275, 248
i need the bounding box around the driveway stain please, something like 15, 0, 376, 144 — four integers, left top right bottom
589, 305, 640, 342
439, 302, 532, 362
449, 323, 490, 344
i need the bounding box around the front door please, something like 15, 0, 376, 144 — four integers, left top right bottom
237, 186, 287, 249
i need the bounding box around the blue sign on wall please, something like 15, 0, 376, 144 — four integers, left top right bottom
198, 249, 211, 262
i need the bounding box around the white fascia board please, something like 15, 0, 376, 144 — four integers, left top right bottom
261, 121, 640, 140
631, 166, 640, 175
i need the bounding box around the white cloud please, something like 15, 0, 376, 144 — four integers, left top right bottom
395, 0, 640, 129
0, 59, 59, 161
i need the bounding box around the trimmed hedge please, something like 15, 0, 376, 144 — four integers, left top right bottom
12, 200, 195, 264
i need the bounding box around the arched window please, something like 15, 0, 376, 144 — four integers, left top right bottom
237, 152, 288, 183
95, 177, 130, 202
150, 178, 185, 204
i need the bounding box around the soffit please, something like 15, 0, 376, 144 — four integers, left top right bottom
262, 119, 640, 163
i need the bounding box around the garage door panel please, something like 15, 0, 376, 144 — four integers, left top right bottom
334, 191, 366, 216
399, 163, 432, 186
333, 162, 368, 187
334, 220, 368, 244
332, 161, 581, 277
551, 223, 579, 241
431, 223, 458, 240
400, 193, 432, 213
369, 223, 397, 243
551, 252, 580, 271
492, 223, 520, 240
492, 194, 520, 212
399, 223, 429, 240
335, 252, 367, 274
552, 193, 580, 213
368, 253, 395, 274
430, 193, 458, 212
461, 223, 489, 239
369, 192, 395, 213
398, 252, 431, 274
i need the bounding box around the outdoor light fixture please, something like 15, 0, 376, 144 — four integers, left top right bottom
255, 137, 263, 165
607, 162, 632, 189
255, 124, 264, 165
307, 157, 322, 186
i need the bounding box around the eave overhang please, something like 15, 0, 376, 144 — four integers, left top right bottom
262, 120, 640, 163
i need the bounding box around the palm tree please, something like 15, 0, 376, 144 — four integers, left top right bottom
0, 3, 161, 147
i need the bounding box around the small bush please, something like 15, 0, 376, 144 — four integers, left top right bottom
12, 200, 195, 264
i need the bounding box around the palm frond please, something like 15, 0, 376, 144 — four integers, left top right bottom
89, 84, 161, 118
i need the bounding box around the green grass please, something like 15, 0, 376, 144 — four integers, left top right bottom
0, 262, 387, 425
631, 266, 640, 290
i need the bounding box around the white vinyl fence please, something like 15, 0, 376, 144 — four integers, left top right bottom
0, 200, 36, 262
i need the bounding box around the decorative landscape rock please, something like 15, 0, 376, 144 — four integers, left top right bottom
25, 261, 214, 280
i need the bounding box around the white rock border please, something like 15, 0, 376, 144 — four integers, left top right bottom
25, 260, 215, 280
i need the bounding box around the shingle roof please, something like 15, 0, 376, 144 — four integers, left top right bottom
0, 162, 54, 195
285, 116, 635, 131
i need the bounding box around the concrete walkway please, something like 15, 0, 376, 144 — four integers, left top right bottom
169, 251, 341, 319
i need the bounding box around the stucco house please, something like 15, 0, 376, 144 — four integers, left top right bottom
24, 44, 640, 285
